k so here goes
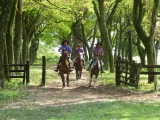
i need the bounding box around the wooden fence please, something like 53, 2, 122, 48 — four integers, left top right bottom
140, 65, 160, 90
116, 59, 160, 90
3, 56, 46, 86
4, 61, 30, 84
31, 56, 46, 86
116, 59, 141, 89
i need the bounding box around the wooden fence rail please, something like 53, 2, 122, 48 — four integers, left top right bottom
30, 56, 46, 86
116, 59, 160, 90
116, 59, 141, 89
140, 65, 160, 90
4, 61, 30, 84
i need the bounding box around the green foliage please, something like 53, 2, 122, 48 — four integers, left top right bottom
5, 80, 23, 89
0, 89, 20, 100
35, 43, 60, 63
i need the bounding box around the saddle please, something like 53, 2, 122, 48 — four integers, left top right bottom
91, 56, 100, 69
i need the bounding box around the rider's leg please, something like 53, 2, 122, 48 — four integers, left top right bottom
54, 57, 62, 72
72, 58, 75, 68
67, 58, 73, 72
86, 59, 93, 71
82, 59, 86, 69
100, 60, 105, 73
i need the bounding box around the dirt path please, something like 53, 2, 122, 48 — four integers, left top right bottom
17, 70, 160, 108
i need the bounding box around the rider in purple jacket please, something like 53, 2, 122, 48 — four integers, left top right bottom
86, 42, 105, 73
72, 44, 85, 68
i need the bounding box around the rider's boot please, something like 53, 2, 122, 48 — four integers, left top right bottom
54, 64, 60, 72
86, 65, 90, 71
101, 65, 105, 73
101, 70, 105, 73
67, 58, 73, 72
86, 61, 92, 71
54, 57, 62, 72
69, 63, 73, 72
82, 60, 86, 69
72, 62, 75, 69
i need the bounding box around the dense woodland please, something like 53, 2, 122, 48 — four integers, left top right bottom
0, 0, 160, 87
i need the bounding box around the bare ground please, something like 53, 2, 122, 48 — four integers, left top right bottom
12, 69, 160, 108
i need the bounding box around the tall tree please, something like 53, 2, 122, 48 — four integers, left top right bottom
0, 0, 14, 87
14, 0, 23, 68
92, 0, 121, 72
132, 0, 159, 83
6, 0, 18, 65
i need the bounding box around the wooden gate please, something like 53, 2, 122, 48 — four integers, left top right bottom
4, 61, 30, 84
116, 59, 141, 89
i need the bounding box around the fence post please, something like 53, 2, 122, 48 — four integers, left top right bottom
42, 56, 46, 86
116, 56, 121, 86
26, 61, 30, 84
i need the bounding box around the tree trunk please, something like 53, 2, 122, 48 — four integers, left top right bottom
0, 0, 14, 87
93, 0, 114, 72
137, 37, 146, 65
133, 0, 159, 83
14, 0, 22, 67
6, 0, 18, 65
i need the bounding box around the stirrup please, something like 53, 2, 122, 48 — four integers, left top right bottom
101, 71, 105, 73
83, 65, 86, 69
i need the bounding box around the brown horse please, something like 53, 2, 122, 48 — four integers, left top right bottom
89, 55, 101, 87
74, 54, 83, 80
58, 49, 70, 88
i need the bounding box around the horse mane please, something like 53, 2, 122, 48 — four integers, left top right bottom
74, 56, 83, 71
90, 55, 100, 75
91, 56, 100, 68
59, 49, 69, 73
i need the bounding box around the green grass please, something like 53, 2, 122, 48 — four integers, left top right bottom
1, 53, 160, 119
0, 100, 160, 120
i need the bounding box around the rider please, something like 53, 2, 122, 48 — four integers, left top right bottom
54, 40, 73, 72
72, 44, 85, 69
86, 42, 105, 73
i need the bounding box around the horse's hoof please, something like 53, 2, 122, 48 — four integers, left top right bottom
67, 85, 69, 87
88, 85, 91, 87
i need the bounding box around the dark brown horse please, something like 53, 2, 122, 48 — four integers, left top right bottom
89, 55, 101, 87
74, 53, 83, 80
58, 49, 70, 88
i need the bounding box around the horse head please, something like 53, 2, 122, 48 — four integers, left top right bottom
92, 55, 100, 68
61, 48, 69, 59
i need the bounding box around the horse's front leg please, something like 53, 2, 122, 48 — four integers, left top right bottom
76, 71, 79, 80
79, 71, 82, 79
94, 76, 98, 88
89, 74, 92, 87
61, 75, 65, 88
66, 75, 69, 87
